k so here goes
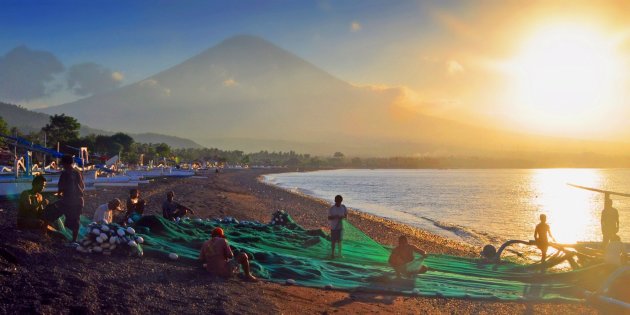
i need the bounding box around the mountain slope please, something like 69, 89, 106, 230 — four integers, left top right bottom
40, 35, 630, 156
0, 102, 202, 148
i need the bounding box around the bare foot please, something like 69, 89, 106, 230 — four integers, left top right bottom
245, 274, 258, 282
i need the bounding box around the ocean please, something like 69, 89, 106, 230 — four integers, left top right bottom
263, 169, 630, 247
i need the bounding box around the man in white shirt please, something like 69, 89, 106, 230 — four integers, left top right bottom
328, 195, 347, 259
93, 198, 123, 224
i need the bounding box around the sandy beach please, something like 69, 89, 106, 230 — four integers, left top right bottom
0, 168, 597, 314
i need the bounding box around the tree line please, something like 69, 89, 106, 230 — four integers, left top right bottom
0, 114, 171, 166
3, 114, 626, 169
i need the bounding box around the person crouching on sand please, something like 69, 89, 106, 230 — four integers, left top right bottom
162, 191, 194, 221
388, 235, 429, 279
125, 188, 146, 224
199, 227, 257, 281
93, 198, 123, 224
17, 175, 50, 231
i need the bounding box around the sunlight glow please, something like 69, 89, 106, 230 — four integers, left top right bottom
507, 23, 623, 134
529, 169, 603, 244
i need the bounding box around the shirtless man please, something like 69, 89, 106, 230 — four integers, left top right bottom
388, 235, 429, 279
17, 175, 49, 230
199, 227, 257, 281
534, 214, 555, 262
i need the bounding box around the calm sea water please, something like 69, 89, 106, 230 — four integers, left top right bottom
263, 169, 630, 246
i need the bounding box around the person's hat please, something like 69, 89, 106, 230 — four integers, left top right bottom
211, 227, 225, 238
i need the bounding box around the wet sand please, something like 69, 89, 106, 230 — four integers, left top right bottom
0, 168, 596, 314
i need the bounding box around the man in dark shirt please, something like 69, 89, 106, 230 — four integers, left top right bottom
17, 175, 49, 230
162, 191, 193, 221
125, 188, 146, 223
601, 196, 619, 248
44, 155, 84, 245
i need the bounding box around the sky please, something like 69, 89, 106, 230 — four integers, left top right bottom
1, 0, 630, 140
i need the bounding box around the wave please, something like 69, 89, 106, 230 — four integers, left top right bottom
420, 216, 505, 247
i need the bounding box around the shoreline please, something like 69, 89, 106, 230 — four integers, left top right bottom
257, 171, 479, 256
0, 168, 597, 314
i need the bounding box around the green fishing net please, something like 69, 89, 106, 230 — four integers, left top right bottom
58, 212, 598, 301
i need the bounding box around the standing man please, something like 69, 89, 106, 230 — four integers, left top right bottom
328, 195, 348, 259
534, 214, 555, 263
601, 194, 619, 248
55, 155, 84, 246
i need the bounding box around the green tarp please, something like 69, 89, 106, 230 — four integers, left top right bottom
62, 213, 597, 301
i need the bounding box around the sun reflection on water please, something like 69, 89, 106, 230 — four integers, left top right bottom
529, 169, 603, 244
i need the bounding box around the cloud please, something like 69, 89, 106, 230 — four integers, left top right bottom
0, 46, 65, 101
223, 79, 238, 87
139, 79, 171, 96
350, 21, 362, 32
66, 62, 123, 96
111, 71, 124, 82
352, 82, 460, 118
446, 60, 464, 75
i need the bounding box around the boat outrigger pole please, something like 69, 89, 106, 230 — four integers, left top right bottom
567, 183, 630, 198
568, 183, 630, 210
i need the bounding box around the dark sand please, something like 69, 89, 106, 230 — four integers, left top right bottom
0, 168, 597, 314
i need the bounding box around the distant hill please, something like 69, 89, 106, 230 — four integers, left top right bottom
40, 35, 630, 157
0, 101, 203, 149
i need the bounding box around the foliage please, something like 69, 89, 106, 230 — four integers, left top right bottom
0, 116, 8, 136
42, 114, 80, 146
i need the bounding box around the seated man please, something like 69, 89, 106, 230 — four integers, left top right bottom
162, 191, 194, 221
125, 188, 146, 223
388, 235, 429, 279
17, 175, 49, 230
93, 198, 123, 224
199, 227, 257, 281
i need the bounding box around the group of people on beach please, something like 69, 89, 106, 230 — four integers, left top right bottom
17, 157, 625, 284
328, 194, 429, 278
534, 195, 625, 266
15, 154, 259, 280
16, 156, 430, 281
17, 155, 85, 244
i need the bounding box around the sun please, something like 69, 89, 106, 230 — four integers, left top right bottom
506, 23, 622, 135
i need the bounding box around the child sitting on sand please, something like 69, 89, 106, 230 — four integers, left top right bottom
388, 235, 429, 279
199, 227, 257, 281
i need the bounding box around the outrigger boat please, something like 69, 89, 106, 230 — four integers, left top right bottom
478, 183, 630, 311
0, 134, 154, 196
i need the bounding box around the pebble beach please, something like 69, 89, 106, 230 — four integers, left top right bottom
0, 168, 597, 314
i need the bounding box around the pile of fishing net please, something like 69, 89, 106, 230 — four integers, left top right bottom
75, 222, 144, 257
